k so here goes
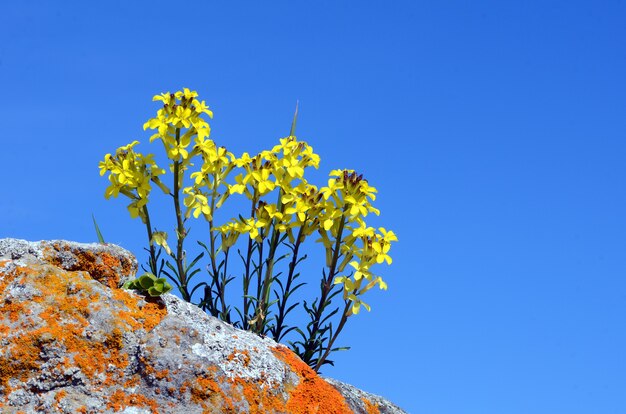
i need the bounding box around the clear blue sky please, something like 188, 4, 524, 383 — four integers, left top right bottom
2, 1, 625, 413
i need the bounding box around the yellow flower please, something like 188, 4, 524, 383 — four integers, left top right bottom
250, 168, 276, 194
99, 141, 164, 223
379, 227, 398, 242
143, 89, 213, 162
215, 222, 240, 250
348, 260, 371, 281
372, 239, 393, 265
179, 87, 198, 100
229, 174, 248, 195
127, 197, 148, 220
193, 99, 214, 118
347, 296, 370, 315
234, 217, 264, 241
235, 152, 253, 168
151, 231, 172, 255
352, 224, 375, 238
183, 188, 212, 219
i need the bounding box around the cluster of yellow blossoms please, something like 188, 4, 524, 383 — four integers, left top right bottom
99, 88, 396, 315
319, 170, 397, 314
143, 88, 213, 161
99, 141, 166, 220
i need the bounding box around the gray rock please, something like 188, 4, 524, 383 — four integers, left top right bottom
0, 238, 407, 413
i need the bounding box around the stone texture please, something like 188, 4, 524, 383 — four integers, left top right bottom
0, 238, 407, 414
324, 379, 406, 414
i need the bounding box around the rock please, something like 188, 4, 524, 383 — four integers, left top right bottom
0, 239, 137, 289
0, 238, 407, 414
323, 379, 406, 414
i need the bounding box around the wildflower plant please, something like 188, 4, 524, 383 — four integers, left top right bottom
99, 89, 397, 371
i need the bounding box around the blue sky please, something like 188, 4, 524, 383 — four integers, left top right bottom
1, 1, 625, 413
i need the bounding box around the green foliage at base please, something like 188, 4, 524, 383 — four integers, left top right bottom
123, 272, 173, 297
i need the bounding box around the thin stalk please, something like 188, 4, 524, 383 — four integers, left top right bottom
302, 205, 348, 360
251, 229, 264, 331
142, 204, 158, 276
219, 248, 231, 321
254, 190, 286, 333
272, 224, 305, 342
172, 127, 190, 301
313, 300, 351, 372
207, 172, 231, 321
242, 190, 259, 328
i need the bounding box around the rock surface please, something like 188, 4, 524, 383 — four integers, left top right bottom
0, 239, 407, 414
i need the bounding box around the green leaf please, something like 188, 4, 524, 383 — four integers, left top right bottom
147, 286, 161, 296
92, 214, 106, 244
138, 273, 156, 289
289, 100, 299, 137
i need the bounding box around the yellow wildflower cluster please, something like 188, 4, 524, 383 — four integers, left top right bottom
317, 170, 397, 314
282, 182, 324, 241
222, 137, 322, 239
143, 87, 213, 161
230, 151, 277, 198
215, 142, 397, 315
215, 221, 240, 251
335, 225, 398, 314
100, 88, 396, 319
98, 141, 166, 220
271, 136, 320, 186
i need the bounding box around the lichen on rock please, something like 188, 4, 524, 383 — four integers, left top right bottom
0, 238, 406, 414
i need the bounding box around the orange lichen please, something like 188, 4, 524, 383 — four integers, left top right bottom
189, 346, 352, 414
273, 346, 352, 414
41, 242, 135, 289
227, 349, 252, 368
110, 289, 166, 332
106, 389, 159, 413
55, 390, 67, 401
0, 330, 42, 387
362, 397, 381, 414
154, 369, 170, 381
228, 376, 290, 414
190, 376, 222, 403
3, 301, 30, 322
0, 261, 166, 402
124, 376, 141, 388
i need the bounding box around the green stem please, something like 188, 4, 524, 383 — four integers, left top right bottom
313, 300, 351, 372
254, 189, 286, 333
251, 229, 265, 332
242, 191, 259, 328
220, 248, 231, 322
273, 224, 305, 342
302, 205, 348, 363
142, 204, 158, 276
207, 173, 227, 319
172, 127, 190, 302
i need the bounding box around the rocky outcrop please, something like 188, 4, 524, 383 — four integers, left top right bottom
0, 239, 406, 414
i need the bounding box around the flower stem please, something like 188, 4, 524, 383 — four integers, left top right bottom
313, 300, 351, 372
242, 191, 259, 328
254, 190, 286, 334
301, 205, 348, 367
172, 127, 190, 301
272, 224, 305, 342
142, 204, 158, 276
